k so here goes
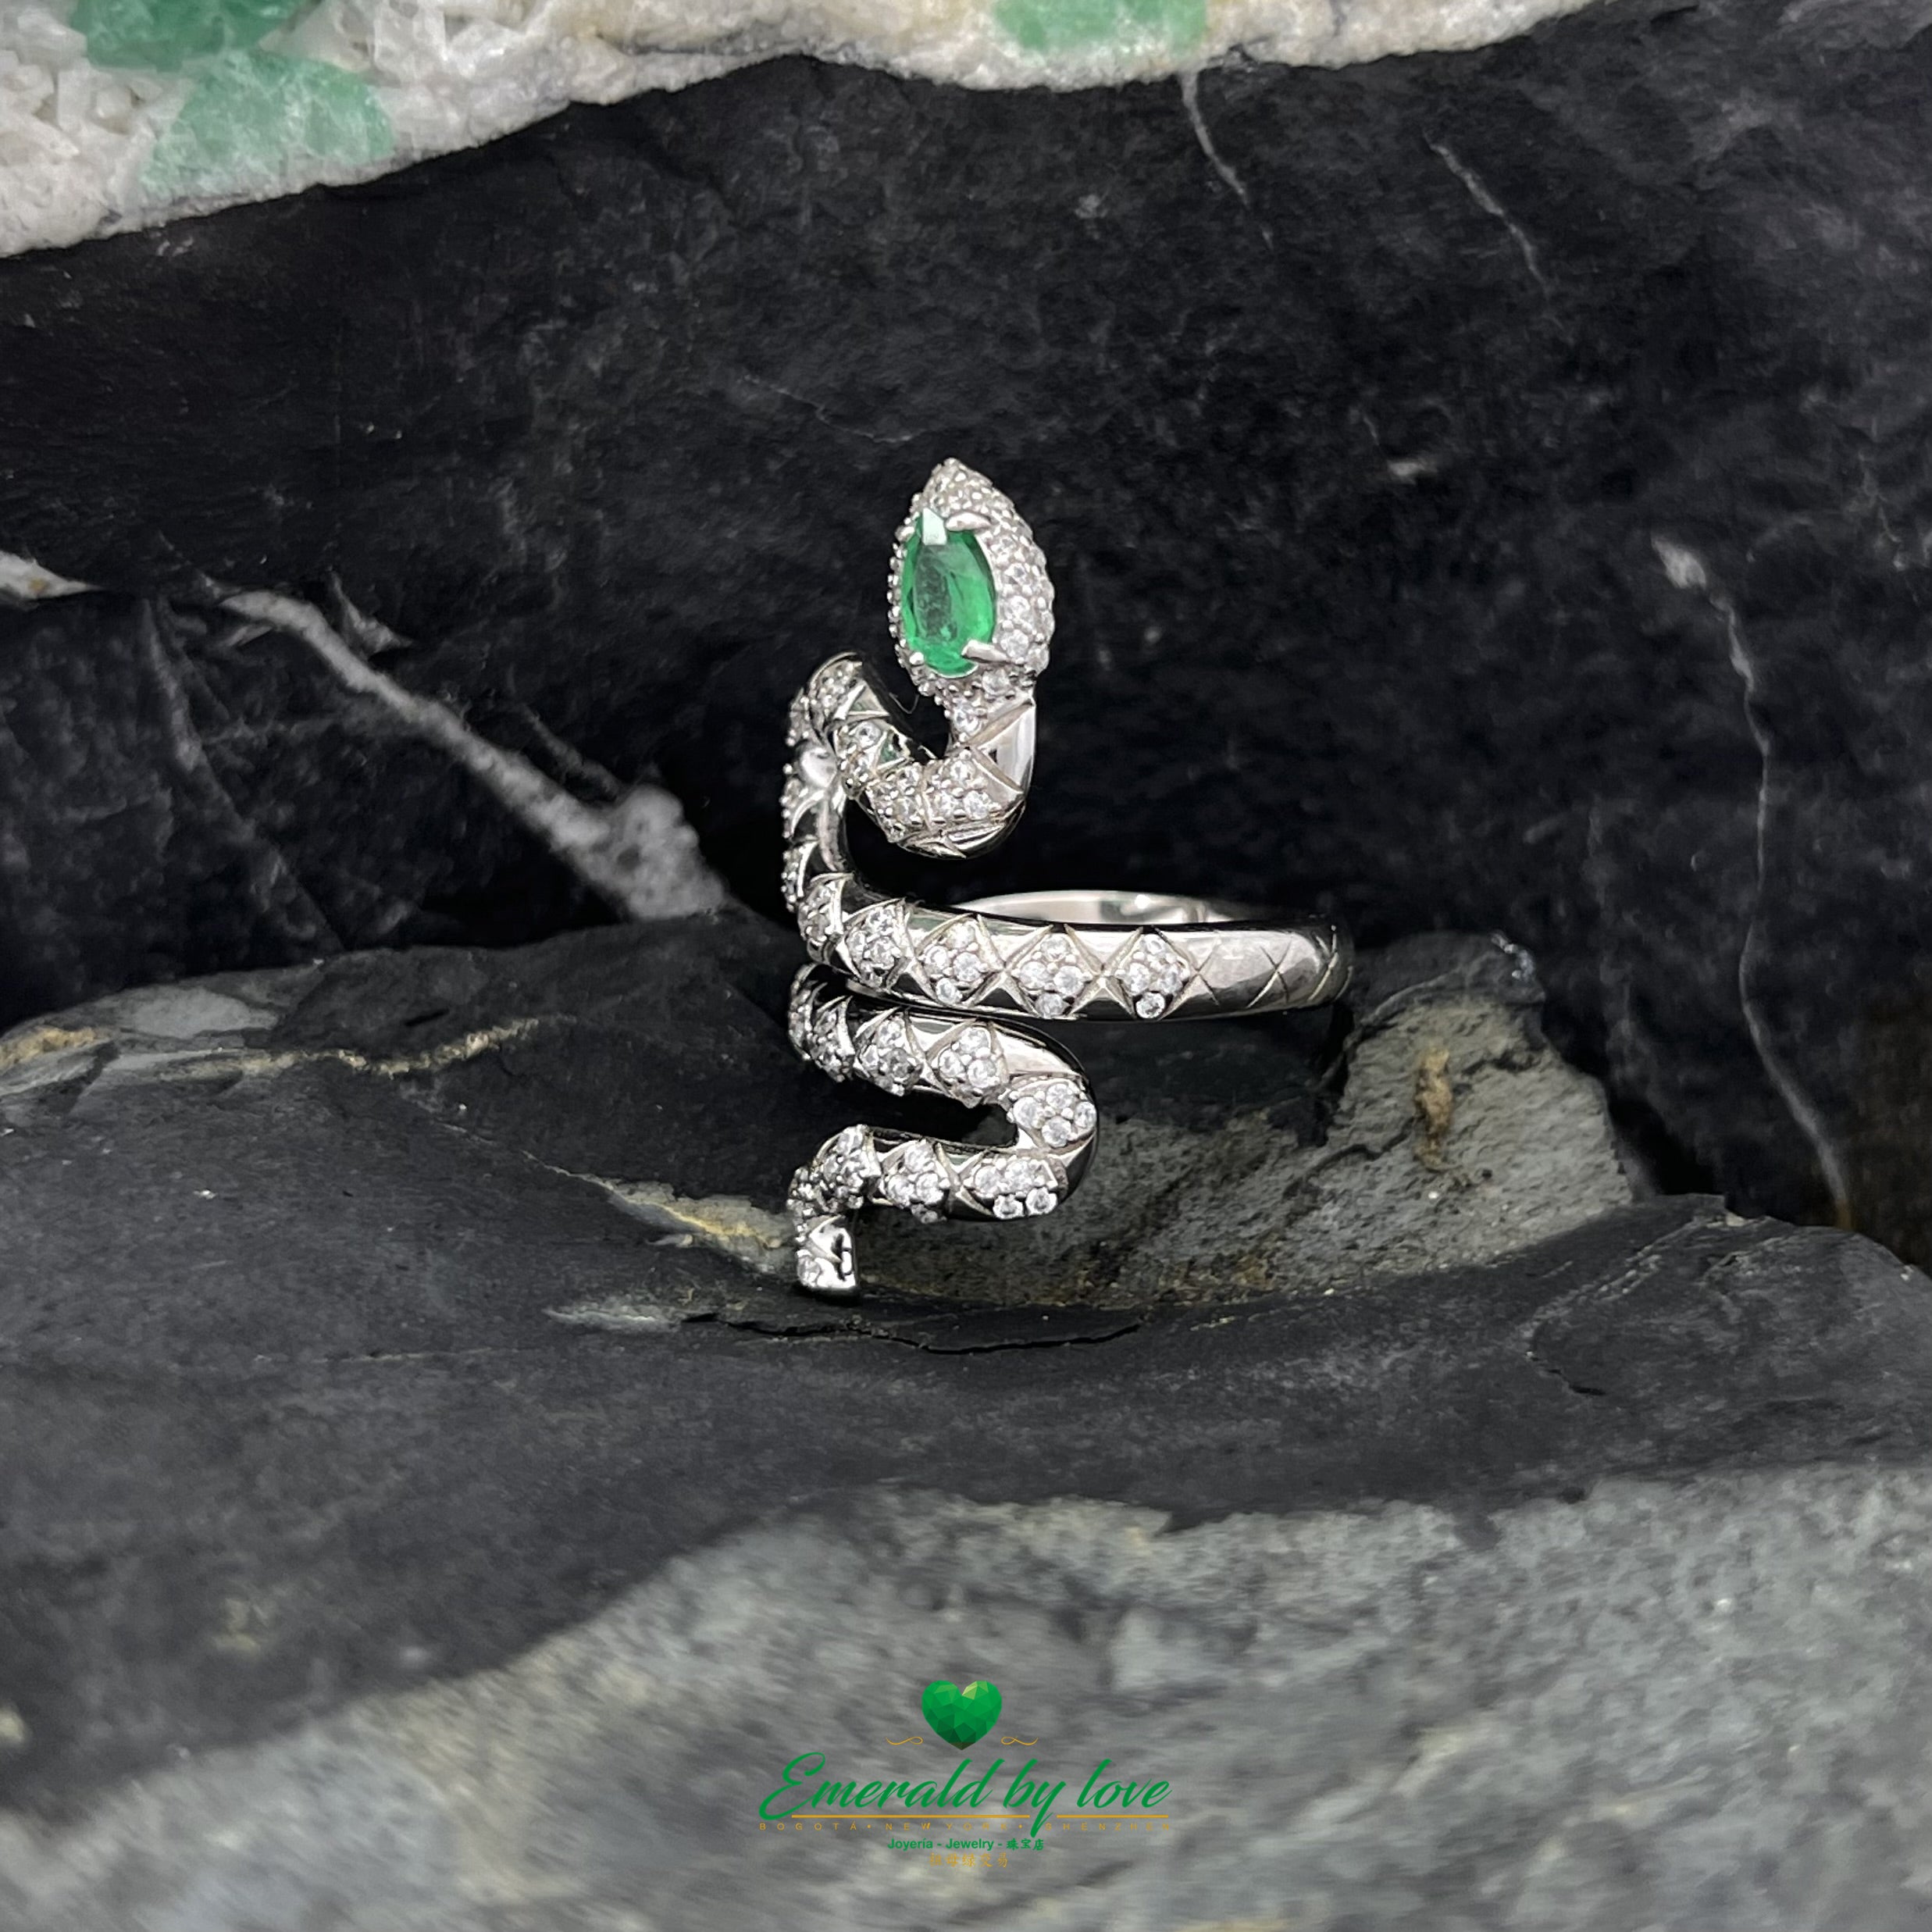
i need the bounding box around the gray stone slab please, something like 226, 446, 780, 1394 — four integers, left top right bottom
2, 1472, 1930, 1930
0, 913, 1925, 1918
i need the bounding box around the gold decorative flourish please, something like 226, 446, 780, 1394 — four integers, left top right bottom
884, 1736, 925, 1746
998, 1737, 1039, 1745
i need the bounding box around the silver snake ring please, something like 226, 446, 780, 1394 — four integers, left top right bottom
781, 460, 1351, 1296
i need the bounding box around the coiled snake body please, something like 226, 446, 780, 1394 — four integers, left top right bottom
780, 461, 1348, 1296
781, 462, 1092, 1296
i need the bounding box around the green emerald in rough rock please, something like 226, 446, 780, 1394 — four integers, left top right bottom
900, 510, 995, 679
141, 51, 393, 201
73, 0, 306, 72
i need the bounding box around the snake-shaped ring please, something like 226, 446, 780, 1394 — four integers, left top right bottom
781, 460, 1351, 1297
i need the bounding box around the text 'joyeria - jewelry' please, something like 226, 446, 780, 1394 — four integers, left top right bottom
781, 460, 1351, 1297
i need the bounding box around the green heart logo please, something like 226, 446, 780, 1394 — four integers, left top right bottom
921, 1678, 1002, 1750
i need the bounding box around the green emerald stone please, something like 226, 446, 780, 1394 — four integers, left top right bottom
141, 51, 394, 201
73, 0, 306, 72
995, 0, 1206, 55
900, 511, 995, 679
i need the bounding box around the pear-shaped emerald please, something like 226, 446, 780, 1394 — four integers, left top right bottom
900, 510, 995, 679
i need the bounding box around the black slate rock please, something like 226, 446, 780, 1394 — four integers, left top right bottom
2, 0, 1932, 1252
0, 911, 1926, 1861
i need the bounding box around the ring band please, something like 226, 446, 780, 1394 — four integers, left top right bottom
780, 460, 1350, 1296
783, 652, 1349, 1024
786, 965, 1096, 1296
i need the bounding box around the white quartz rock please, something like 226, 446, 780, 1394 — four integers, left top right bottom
0, 0, 1599, 258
